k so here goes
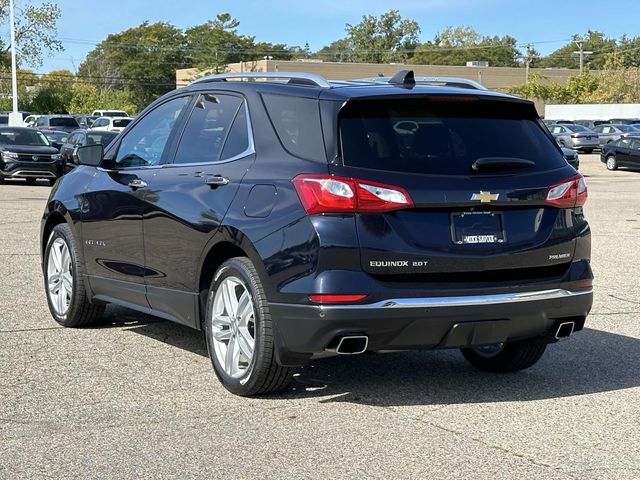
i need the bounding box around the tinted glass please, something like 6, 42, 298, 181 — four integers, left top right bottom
115, 96, 189, 168
0, 128, 49, 146
0, 116, 8, 125
618, 125, 635, 132
262, 93, 325, 161
630, 139, 640, 150
339, 98, 566, 175
113, 118, 132, 128
50, 117, 79, 127
220, 105, 249, 160
88, 132, 118, 147
566, 124, 587, 132
173, 94, 242, 164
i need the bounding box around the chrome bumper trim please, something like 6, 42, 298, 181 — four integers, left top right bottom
319, 289, 592, 310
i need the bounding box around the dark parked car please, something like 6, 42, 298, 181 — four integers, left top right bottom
549, 124, 598, 153
72, 115, 99, 129
60, 129, 118, 173
40, 71, 593, 396
43, 131, 68, 151
561, 147, 579, 170
600, 135, 640, 171
0, 127, 63, 185
35, 115, 80, 134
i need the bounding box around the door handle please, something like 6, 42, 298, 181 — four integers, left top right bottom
128, 178, 147, 189
206, 175, 229, 188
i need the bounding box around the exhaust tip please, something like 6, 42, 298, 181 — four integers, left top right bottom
555, 321, 575, 340
334, 335, 369, 355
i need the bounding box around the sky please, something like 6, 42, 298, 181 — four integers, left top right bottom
11, 0, 640, 74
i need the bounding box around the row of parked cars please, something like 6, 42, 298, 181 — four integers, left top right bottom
544, 119, 640, 172
0, 110, 129, 184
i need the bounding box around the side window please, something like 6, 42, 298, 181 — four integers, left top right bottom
631, 139, 640, 150
67, 133, 77, 144
220, 104, 250, 160
76, 133, 86, 145
173, 94, 243, 164
261, 93, 325, 161
115, 96, 189, 168
37, 117, 46, 127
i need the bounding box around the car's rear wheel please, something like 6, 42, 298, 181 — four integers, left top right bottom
461, 338, 547, 373
606, 155, 618, 170
204, 257, 295, 396
44, 224, 105, 327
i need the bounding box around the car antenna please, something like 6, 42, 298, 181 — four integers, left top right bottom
389, 70, 416, 89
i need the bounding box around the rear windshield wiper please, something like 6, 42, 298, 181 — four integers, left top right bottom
472, 157, 535, 172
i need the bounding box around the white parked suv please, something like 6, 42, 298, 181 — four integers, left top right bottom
91, 109, 129, 117
90, 116, 134, 133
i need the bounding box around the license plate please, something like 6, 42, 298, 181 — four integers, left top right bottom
451, 211, 505, 245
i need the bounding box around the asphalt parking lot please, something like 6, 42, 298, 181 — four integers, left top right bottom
1, 155, 639, 479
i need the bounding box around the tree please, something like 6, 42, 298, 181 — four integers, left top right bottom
68, 82, 137, 115
410, 26, 519, 67
0, 0, 63, 67
534, 31, 616, 70
78, 22, 189, 110
318, 10, 420, 64
29, 69, 74, 113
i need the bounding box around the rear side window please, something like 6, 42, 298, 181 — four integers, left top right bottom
113, 119, 132, 128
50, 117, 79, 127
262, 93, 325, 161
339, 98, 567, 175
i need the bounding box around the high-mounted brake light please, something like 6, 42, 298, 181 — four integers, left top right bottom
292, 174, 413, 214
546, 173, 588, 208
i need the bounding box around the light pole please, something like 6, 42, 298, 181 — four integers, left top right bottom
8, 0, 22, 126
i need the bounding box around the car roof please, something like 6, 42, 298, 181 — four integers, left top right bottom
185, 70, 529, 105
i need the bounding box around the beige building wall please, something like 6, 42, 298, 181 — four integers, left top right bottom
176, 60, 589, 115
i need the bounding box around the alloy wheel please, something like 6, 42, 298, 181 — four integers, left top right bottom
210, 276, 256, 378
47, 238, 73, 315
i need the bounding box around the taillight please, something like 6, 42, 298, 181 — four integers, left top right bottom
546, 174, 588, 208
292, 174, 413, 214
309, 294, 368, 304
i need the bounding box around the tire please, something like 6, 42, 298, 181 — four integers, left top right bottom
606, 155, 618, 171
48, 178, 56, 186
26, 178, 37, 185
44, 223, 105, 327
204, 257, 295, 396
461, 338, 547, 373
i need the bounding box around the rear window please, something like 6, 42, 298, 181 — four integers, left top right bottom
88, 132, 117, 147
339, 97, 567, 175
113, 118, 132, 128
262, 93, 325, 161
50, 117, 79, 127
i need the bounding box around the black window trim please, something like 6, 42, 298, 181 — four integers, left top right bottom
164, 90, 255, 168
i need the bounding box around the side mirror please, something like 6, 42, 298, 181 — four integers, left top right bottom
74, 144, 104, 167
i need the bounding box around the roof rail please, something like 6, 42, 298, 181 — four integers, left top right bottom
190, 72, 331, 88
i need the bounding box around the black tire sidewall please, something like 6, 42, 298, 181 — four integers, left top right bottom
204, 258, 269, 395
44, 225, 82, 326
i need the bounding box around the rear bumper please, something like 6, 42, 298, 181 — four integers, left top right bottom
270, 288, 593, 366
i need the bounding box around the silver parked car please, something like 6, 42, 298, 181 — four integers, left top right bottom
549, 123, 599, 153
593, 124, 639, 146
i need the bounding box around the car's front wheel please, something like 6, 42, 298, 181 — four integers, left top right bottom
44, 224, 105, 327
204, 257, 295, 396
606, 155, 618, 170
461, 338, 547, 373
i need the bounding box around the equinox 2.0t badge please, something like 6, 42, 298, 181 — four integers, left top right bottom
471, 191, 499, 203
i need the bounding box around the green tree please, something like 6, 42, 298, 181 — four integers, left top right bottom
534, 31, 616, 70
319, 10, 420, 63
29, 69, 74, 113
410, 26, 519, 67
78, 22, 189, 110
67, 82, 137, 115
0, 0, 63, 67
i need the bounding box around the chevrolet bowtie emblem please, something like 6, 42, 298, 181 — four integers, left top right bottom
471, 191, 500, 203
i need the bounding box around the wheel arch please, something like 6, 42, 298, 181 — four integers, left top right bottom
41, 203, 76, 265
197, 227, 269, 327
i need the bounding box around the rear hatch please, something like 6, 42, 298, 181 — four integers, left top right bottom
329, 95, 583, 285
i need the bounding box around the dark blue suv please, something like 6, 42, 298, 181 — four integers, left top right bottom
41, 71, 593, 396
